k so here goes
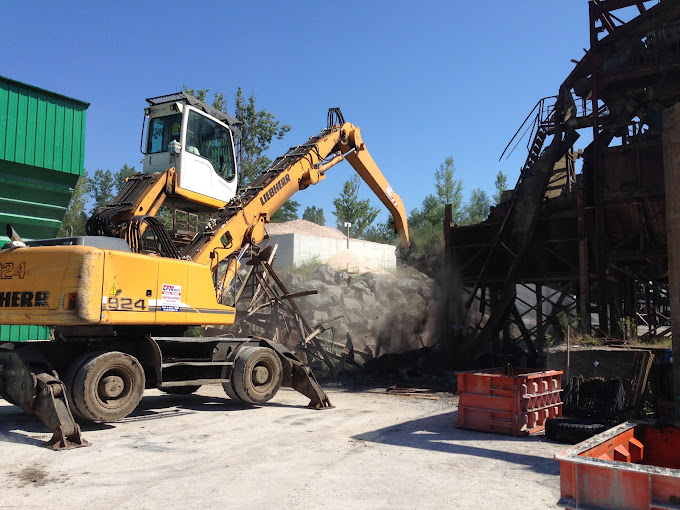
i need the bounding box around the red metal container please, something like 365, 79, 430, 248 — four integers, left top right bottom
556, 422, 680, 510
456, 368, 563, 436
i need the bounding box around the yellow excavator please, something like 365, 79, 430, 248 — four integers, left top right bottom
0, 92, 410, 449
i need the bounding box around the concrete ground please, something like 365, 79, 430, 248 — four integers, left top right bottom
0, 385, 565, 509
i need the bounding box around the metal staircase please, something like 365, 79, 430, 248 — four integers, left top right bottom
463, 93, 579, 362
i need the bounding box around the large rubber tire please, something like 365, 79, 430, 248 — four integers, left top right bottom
161, 385, 201, 395
231, 347, 283, 405
545, 417, 609, 444
62, 352, 104, 420
222, 374, 241, 402
221, 350, 242, 402
71, 351, 145, 422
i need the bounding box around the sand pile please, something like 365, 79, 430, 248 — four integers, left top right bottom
325, 250, 389, 274
266, 219, 346, 239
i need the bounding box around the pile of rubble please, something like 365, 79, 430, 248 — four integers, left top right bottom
280, 259, 439, 360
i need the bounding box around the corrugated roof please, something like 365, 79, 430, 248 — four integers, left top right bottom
0, 75, 89, 108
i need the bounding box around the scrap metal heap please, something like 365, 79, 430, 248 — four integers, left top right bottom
446, 0, 680, 365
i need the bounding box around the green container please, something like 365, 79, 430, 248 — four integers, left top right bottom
0, 75, 89, 243
0, 76, 89, 341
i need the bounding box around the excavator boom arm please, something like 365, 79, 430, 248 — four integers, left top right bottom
180, 119, 409, 270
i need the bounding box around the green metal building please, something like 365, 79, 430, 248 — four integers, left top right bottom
0, 76, 89, 341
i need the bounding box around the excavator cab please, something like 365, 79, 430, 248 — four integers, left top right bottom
141, 93, 241, 204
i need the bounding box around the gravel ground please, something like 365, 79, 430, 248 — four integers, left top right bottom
0, 386, 564, 509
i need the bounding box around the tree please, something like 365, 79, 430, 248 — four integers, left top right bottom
115, 164, 137, 193
182, 86, 207, 102
363, 216, 398, 244
462, 188, 491, 225
332, 175, 379, 238
183, 85, 291, 187
271, 199, 300, 223
407, 200, 444, 257
302, 205, 325, 226
85, 164, 136, 216
435, 156, 464, 222
58, 172, 89, 236
87, 169, 115, 214
494, 170, 508, 204
405, 157, 464, 256
235, 87, 291, 185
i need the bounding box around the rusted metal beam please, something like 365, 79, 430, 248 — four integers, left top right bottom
595, 0, 651, 13
577, 190, 592, 331
663, 102, 680, 421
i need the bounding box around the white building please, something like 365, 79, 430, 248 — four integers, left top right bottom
265, 220, 397, 270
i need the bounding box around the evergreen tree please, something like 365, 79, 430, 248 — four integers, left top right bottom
434, 156, 464, 223
494, 170, 508, 203
332, 175, 379, 238
58, 172, 89, 236
406, 156, 464, 256
462, 188, 491, 224
271, 199, 300, 223
363, 216, 398, 244
87, 169, 115, 214
115, 164, 137, 193
302, 206, 325, 226
235, 87, 291, 185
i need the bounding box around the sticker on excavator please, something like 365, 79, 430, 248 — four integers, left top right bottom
385, 185, 398, 207
161, 284, 181, 312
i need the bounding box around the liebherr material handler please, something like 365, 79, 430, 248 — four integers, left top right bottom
0, 92, 410, 449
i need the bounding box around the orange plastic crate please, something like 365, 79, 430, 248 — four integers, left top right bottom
456, 368, 563, 436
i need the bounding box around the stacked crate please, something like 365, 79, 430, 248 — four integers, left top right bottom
457, 368, 563, 436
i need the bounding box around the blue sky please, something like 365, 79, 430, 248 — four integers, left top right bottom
2, 1, 593, 226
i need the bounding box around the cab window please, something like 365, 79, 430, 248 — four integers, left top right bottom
186, 110, 236, 181
146, 114, 182, 154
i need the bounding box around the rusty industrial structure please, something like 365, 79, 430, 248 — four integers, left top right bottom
445, 1, 680, 374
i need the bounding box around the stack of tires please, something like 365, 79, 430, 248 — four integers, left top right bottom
545, 376, 626, 444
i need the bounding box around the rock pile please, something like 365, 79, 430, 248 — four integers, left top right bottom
280, 263, 439, 358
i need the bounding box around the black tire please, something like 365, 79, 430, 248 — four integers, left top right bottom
545, 417, 608, 444
221, 350, 242, 402
71, 351, 145, 422
62, 352, 103, 420
161, 385, 201, 395
222, 371, 242, 402
231, 347, 282, 405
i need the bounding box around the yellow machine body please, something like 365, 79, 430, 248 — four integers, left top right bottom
0, 246, 235, 327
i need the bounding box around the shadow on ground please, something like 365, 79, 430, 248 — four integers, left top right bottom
352, 410, 559, 476
0, 391, 310, 448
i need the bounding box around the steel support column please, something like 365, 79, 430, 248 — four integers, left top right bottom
662, 102, 680, 420
577, 189, 591, 331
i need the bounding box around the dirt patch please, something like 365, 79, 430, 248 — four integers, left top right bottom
13, 467, 49, 486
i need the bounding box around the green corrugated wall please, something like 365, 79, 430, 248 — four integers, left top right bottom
0, 76, 89, 341
0, 75, 89, 243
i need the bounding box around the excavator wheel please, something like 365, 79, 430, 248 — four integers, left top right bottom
221, 350, 242, 402
222, 376, 241, 402
62, 352, 104, 420
70, 351, 145, 422
231, 347, 283, 405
